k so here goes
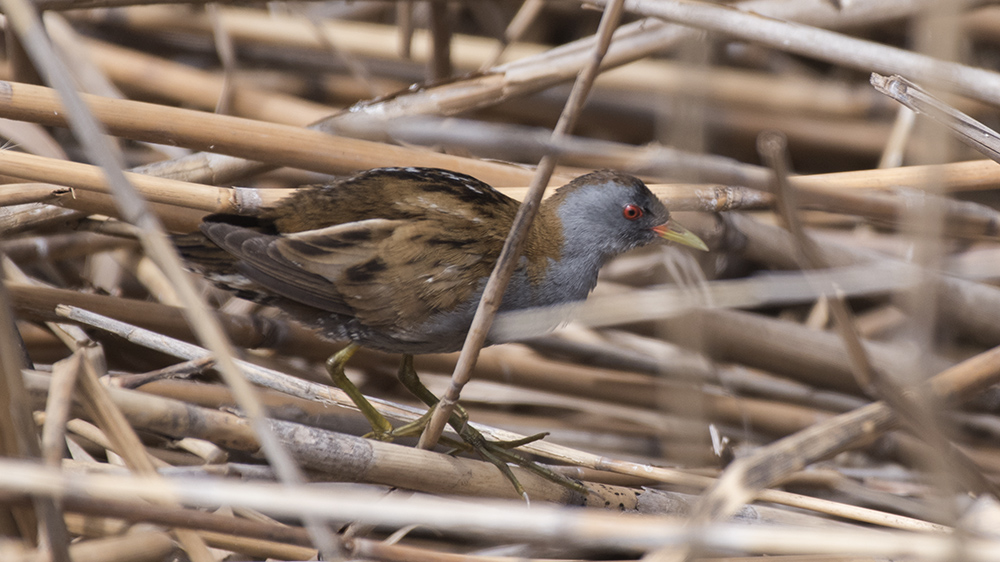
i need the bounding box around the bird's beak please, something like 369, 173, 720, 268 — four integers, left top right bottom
653, 220, 709, 252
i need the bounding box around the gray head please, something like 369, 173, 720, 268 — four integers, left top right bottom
491, 171, 706, 341
547, 170, 669, 262
489, 171, 672, 339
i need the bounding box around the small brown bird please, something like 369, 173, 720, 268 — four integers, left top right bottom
179, 167, 706, 494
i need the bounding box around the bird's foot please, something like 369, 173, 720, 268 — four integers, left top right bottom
371, 402, 587, 497
455, 422, 589, 497
328, 349, 588, 497
413, 404, 589, 497
396, 356, 589, 497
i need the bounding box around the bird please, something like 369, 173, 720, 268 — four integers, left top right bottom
177, 166, 707, 495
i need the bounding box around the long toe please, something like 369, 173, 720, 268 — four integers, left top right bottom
454, 422, 589, 496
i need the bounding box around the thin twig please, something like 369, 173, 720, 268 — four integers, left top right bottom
418, 0, 628, 457
206, 4, 238, 116
482, 0, 544, 69
0, 275, 70, 561
872, 72, 1000, 163
427, 0, 453, 80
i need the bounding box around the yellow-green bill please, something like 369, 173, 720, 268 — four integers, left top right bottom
653, 221, 709, 252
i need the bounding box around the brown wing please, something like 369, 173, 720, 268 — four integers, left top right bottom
276, 216, 504, 332
200, 220, 353, 314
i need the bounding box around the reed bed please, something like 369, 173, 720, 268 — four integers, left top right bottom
2, 1, 1000, 561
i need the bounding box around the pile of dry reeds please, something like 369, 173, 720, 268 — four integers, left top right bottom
3, 1, 1000, 561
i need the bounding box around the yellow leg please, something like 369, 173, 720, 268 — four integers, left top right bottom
325, 343, 393, 440
395, 355, 440, 408
395, 355, 587, 497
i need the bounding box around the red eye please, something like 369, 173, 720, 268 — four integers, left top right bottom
623, 204, 643, 221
